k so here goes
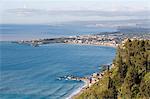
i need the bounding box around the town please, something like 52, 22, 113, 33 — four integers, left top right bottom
13, 32, 150, 47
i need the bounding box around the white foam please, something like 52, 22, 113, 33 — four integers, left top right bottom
66, 82, 87, 99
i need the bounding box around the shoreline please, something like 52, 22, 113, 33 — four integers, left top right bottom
68, 64, 111, 99
10, 40, 117, 48
67, 81, 88, 99
5, 40, 115, 99
64, 42, 117, 48
12, 32, 122, 48
70, 80, 89, 99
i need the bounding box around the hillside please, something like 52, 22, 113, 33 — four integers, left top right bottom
76, 39, 150, 99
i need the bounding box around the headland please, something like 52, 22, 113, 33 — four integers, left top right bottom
13, 32, 150, 47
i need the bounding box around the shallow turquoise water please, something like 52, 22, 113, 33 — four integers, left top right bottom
0, 42, 116, 99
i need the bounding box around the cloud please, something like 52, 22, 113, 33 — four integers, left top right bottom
6, 8, 150, 17
6, 8, 46, 16
3, 5, 150, 24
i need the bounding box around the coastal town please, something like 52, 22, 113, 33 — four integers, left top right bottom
14, 32, 150, 47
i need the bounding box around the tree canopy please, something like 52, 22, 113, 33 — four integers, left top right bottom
76, 39, 150, 99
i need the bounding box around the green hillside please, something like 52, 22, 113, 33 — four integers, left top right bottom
76, 39, 150, 99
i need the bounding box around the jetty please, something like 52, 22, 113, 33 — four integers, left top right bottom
57, 70, 106, 88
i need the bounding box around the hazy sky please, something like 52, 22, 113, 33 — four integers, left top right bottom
0, 0, 150, 24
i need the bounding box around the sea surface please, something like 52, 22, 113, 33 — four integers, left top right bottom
0, 24, 116, 99
0, 24, 116, 41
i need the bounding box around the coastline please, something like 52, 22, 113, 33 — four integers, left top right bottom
68, 64, 111, 99
10, 40, 115, 99
11, 39, 115, 99
1, 42, 116, 99
67, 81, 88, 99
64, 42, 117, 48
70, 80, 89, 99
13, 32, 122, 48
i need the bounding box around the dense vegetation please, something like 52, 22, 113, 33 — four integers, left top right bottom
76, 39, 150, 99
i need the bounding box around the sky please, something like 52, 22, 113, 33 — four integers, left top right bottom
0, 0, 150, 24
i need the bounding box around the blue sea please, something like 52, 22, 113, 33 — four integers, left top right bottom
0, 24, 116, 99
0, 24, 116, 41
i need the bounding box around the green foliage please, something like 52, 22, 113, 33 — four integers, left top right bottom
76, 39, 150, 99
138, 72, 150, 98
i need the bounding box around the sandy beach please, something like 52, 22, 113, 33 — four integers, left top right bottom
67, 80, 88, 99
67, 79, 89, 99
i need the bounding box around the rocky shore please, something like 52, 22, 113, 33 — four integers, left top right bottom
70, 64, 111, 99
57, 64, 111, 99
